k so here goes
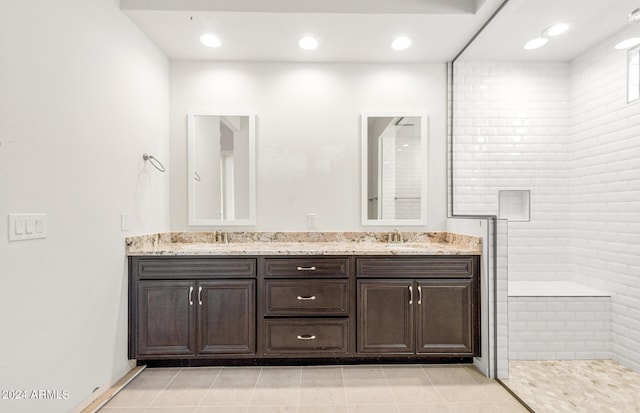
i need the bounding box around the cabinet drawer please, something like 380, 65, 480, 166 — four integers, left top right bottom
136, 258, 256, 279
264, 258, 349, 278
264, 280, 349, 316
356, 257, 475, 278
263, 319, 348, 355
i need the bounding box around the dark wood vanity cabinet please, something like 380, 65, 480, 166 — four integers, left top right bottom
356, 257, 479, 357
260, 257, 353, 357
129, 254, 479, 363
129, 257, 256, 360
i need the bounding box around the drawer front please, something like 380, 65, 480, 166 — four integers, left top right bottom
264, 258, 349, 278
356, 257, 475, 278
264, 280, 349, 316
136, 258, 256, 279
263, 319, 349, 355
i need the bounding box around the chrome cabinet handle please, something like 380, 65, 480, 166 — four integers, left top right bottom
418, 286, 422, 305
198, 286, 203, 306
189, 286, 194, 306
408, 285, 413, 305
296, 266, 317, 271
297, 295, 316, 301
297, 335, 316, 340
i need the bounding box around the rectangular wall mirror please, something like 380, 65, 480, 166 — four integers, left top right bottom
188, 111, 256, 226
361, 113, 428, 226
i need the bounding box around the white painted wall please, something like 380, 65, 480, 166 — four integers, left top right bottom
170, 62, 448, 231
0, 1, 170, 412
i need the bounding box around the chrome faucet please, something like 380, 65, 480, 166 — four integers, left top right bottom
210, 230, 228, 244
388, 230, 403, 243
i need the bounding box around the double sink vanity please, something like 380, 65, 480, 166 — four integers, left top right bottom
127, 231, 481, 366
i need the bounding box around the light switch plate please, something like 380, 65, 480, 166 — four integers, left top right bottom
306, 212, 317, 229
8, 213, 47, 241
121, 212, 130, 231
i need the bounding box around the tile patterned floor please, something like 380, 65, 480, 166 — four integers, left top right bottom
501, 360, 640, 413
99, 364, 528, 413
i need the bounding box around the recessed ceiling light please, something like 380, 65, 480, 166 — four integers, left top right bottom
391, 36, 412, 51
524, 37, 549, 50
200, 33, 221, 48
543, 22, 571, 37
615, 37, 640, 50
299, 36, 319, 50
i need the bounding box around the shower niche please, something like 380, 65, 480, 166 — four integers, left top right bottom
498, 190, 530, 222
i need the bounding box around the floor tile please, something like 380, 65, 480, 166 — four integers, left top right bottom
99, 364, 528, 413
104, 368, 180, 408
446, 403, 530, 413
395, 404, 452, 413
151, 368, 220, 407
347, 404, 398, 413
344, 384, 395, 404
245, 405, 297, 413
298, 405, 349, 413
201, 367, 260, 406
423, 365, 477, 385
501, 360, 640, 413
298, 384, 346, 405
195, 407, 247, 413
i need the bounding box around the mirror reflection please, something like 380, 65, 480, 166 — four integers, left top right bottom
188, 112, 255, 226
361, 114, 428, 226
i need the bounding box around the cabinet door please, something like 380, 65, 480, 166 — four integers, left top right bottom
197, 280, 256, 355
416, 280, 473, 355
137, 280, 196, 357
357, 280, 414, 354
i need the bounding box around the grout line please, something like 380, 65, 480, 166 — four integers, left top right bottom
340, 365, 349, 408
83, 365, 146, 413
380, 365, 401, 413
296, 366, 303, 413
143, 366, 183, 410
245, 366, 262, 412
195, 366, 223, 411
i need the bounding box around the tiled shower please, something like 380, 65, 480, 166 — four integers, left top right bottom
452, 23, 640, 375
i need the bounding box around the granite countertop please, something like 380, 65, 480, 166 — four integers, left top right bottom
126, 231, 482, 256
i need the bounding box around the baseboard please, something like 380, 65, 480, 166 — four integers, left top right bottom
73, 361, 144, 413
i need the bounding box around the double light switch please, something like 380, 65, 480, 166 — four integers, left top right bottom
8, 213, 47, 241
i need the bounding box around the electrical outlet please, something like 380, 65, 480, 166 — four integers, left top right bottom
306, 213, 317, 229
121, 212, 130, 231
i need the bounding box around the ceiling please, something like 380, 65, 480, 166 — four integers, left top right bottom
460, 0, 640, 61
121, 0, 640, 62
120, 0, 504, 62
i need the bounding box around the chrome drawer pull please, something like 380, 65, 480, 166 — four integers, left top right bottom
417, 286, 422, 305
297, 295, 317, 301
189, 286, 194, 306
198, 286, 203, 306
297, 335, 316, 340
296, 266, 317, 271
408, 285, 413, 305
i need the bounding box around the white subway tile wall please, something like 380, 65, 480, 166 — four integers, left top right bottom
381, 136, 422, 219
452, 61, 572, 282
569, 25, 640, 372
453, 24, 640, 372
496, 219, 509, 377
508, 297, 612, 361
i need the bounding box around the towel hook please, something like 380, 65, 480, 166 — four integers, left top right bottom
143, 153, 166, 172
